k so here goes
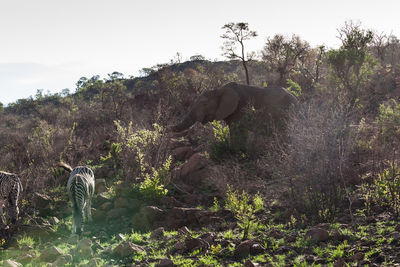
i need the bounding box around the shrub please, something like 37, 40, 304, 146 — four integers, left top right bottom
276, 97, 355, 221
138, 155, 171, 202
224, 186, 263, 240
362, 162, 400, 216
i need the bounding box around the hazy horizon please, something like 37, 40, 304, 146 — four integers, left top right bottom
1, 0, 399, 105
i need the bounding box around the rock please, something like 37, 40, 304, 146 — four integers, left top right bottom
93, 192, 111, 207
21, 225, 57, 241
165, 207, 205, 229
178, 153, 208, 178
39, 246, 63, 262
2, 260, 22, 267
16, 251, 36, 264
169, 138, 190, 149
77, 238, 92, 252
106, 208, 128, 220
150, 227, 165, 240
88, 257, 102, 267
178, 226, 191, 236
234, 240, 265, 259
67, 234, 79, 244
185, 237, 208, 252
333, 258, 345, 267
112, 241, 144, 258
244, 260, 260, 267
305, 227, 329, 243
52, 254, 72, 267
172, 146, 194, 161
114, 197, 130, 209
141, 206, 165, 222
269, 229, 284, 239
350, 252, 364, 261
33, 192, 52, 216
99, 202, 113, 211
95, 179, 107, 194
159, 196, 183, 208
173, 241, 185, 253
156, 258, 174, 267
48, 217, 60, 225
92, 208, 107, 222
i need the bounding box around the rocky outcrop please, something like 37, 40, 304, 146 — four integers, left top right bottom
39, 246, 63, 262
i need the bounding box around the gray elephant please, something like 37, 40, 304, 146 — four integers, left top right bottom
172, 82, 299, 138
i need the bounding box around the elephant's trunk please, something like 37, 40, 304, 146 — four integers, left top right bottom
172, 113, 196, 132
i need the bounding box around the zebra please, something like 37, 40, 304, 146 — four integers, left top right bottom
0, 171, 23, 227
59, 162, 95, 235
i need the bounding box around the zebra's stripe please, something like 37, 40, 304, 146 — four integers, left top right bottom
0, 171, 23, 225
67, 166, 95, 234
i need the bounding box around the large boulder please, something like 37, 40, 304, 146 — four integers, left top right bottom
91, 208, 107, 222
113, 197, 130, 209
234, 240, 265, 259
131, 206, 165, 230
305, 227, 330, 243
156, 258, 174, 267
106, 208, 128, 220
39, 246, 63, 262
165, 207, 213, 229
76, 239, 93, 258
178, 153, 209, 178
112, 241, 144, 258
172, 146, 194, 161
52, 254, 73, 267
21, 225, 57, 241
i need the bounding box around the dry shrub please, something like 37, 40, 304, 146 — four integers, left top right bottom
265, 97, 358, 221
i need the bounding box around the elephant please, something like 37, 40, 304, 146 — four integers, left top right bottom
172, 82, 299, 135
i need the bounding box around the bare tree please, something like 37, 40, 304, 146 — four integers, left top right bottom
221, 22, 257, 85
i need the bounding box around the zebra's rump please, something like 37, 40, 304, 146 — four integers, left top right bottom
67, 167, 95, 205
0, 171, 23, 198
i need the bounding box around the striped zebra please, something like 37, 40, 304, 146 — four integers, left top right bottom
0, 171, 23, 226
59, 163, 95, 235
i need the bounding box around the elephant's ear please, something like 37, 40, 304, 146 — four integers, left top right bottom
215, 87, 239, 120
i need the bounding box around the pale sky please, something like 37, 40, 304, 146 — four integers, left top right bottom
1, 0, 399, 105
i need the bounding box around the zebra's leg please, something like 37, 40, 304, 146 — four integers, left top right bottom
71, 204, 77, 234
0, 199, 6, 226
8, 190, 20, 224
86, 198, 93, 223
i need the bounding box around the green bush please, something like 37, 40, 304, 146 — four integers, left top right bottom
362, 162, 400, 216
224, 186, 263, 240
375, 99, 400, 144
209, 120, 231, 161
138, 155, 171, 202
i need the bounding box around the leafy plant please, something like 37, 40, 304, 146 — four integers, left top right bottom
138, 155, 171, 202
364, 162, 400, 216
224, 186, 264, 240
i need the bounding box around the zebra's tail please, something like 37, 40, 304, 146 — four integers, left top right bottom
18, 178, 23, 192
58, 162, 73, 173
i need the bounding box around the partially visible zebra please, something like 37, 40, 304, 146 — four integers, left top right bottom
59, 163, 95, 235
0, 171, 23, 227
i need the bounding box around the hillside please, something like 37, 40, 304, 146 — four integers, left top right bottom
1, 25, 400, 266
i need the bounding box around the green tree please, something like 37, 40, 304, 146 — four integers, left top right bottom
262, 34, 310, 86
327, 21, 377, 104
221, 22, 257, 85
